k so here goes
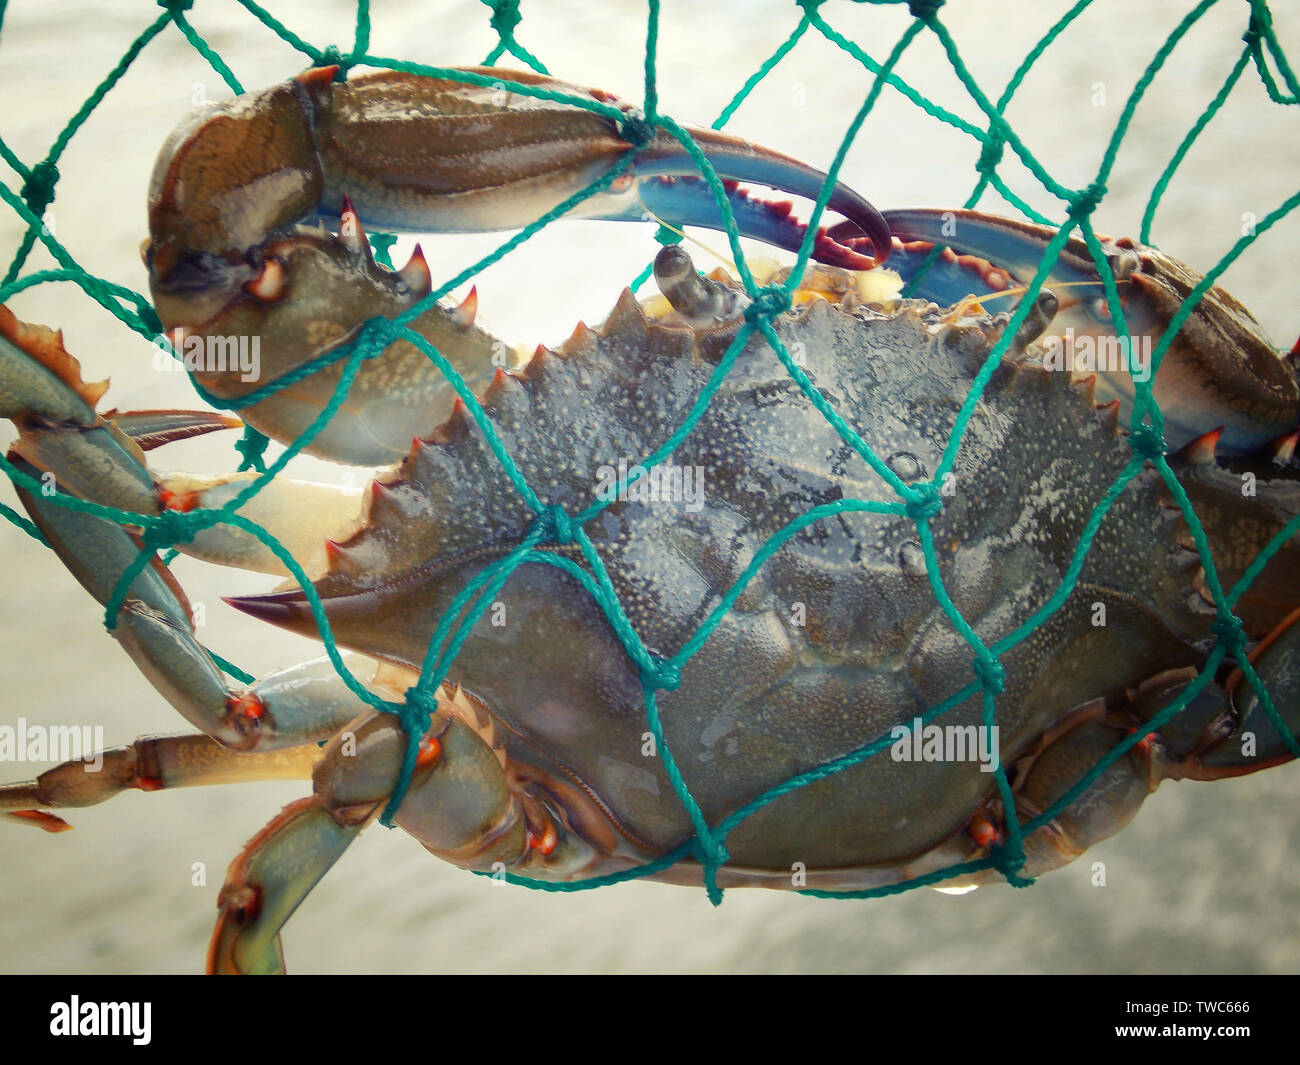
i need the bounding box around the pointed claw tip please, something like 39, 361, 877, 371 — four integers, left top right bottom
8, 809, 72, 832
222, 591, 305, 628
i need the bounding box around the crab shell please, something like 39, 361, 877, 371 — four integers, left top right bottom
225, 271, 1287, 882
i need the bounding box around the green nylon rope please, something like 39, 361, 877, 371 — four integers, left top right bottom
1, 0, 1297, 903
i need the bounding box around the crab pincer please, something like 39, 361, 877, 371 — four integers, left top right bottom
143, 66, 892, 465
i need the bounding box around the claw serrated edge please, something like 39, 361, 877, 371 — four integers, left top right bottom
0, 304, 108, 410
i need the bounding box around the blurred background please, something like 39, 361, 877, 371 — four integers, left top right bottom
1, 0, 1297, 973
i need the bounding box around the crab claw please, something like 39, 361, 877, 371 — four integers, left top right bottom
143, 66, 890, 464
147, 66, 889, 294
574, 128, 891, 269
875, 208, 1299, 454
292, 68, 891, 270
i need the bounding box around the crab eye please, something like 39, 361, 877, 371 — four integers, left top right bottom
244, 257, 287, 302
1087, 296, 1113, 323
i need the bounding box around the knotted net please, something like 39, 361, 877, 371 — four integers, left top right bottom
1, 0, 1297, 906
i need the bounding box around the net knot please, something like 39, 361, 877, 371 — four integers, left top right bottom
488, 0, 523, 38
903, 482, 943, 521
990, 844, 1033, 886
795, 0, 826, 13
972, 653, 1006, 694
907, 0, 945, 20
146, 508, 198, 548
1243, 2, 1271, 48
156, 0, 194, 13
534, 503, 577, 544
21, 160, 59, 215
402, 686, 438, 737
976, 134, 1005, 175
692, 835, 730, 869
1210, 613, 1248, 659
354, 316, 403, 360
744, 285, 792, 324
618, 109, 657, 148
1129, 422, 1167, 461
318, 46, 352, 79
234, 426, 270, 473
643, 655, 682, 692
1068, 181, 1107, 219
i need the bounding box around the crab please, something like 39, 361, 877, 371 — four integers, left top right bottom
2, 66, 1299, 974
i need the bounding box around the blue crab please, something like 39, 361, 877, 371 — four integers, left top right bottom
1, 66, 1297, 974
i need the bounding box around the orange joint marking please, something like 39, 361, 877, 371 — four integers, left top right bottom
135, 775, 165, 792
158, 486, 200, 512
527, 819, 559, 856
1126, 727, 1154, 755
230, 884, 263, 924
968, 813, 999, 848
226, 691, 267, 722
416, 735, 442, 770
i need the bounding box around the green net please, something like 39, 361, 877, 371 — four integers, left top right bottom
2, 0, 1298, 906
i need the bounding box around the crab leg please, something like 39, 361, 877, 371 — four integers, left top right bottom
208, 680, 661, 973
0, 312, 384, 751
151, 470, 363, 578
1169, 431, 1300, 637
873, 208, 1300, 453
1006, 607, 1300, 878
13, 471, 370, 752
1154, 607, 1300, 778
0, 733, 318, 831
206, 797, 359, 974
